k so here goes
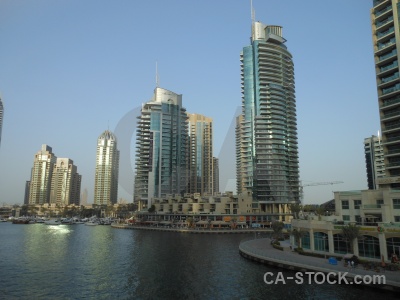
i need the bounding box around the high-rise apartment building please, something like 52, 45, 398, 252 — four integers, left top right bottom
94, 130, 120, 206
0, 96, 3, 148
134, 87, 188, 210
29, 144, 57, 205
236, 21, 300, 210
50, 158, 81, 206
364, 135, 385, 189
371, 0, 400, 187
213, 157, 219, 194
187, 113, 213, 195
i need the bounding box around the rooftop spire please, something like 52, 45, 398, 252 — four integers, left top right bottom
251, 0, 255, 25
156, 61, 159, 87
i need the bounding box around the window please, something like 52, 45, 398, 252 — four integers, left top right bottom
377, 200, 384, 207
355, 215, 362, 225
342, 200, 349, 210
358, 235, 381, 259
393, 199, 400, 209
343, 215, 350, 221
395, 216, 400, 222
354, 200, 361, 209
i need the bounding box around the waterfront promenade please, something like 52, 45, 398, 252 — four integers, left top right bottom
111, 223, 271, 234
239, 237, 400, 292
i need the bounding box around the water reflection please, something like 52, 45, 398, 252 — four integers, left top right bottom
0, 223, 398, 299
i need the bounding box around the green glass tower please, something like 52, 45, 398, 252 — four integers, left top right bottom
236, 21, 300, 211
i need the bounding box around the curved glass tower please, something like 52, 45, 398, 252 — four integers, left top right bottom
236, 21, 300, 209
134, 87, 188, 210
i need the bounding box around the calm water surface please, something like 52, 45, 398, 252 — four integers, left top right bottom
0, 223, 397, 299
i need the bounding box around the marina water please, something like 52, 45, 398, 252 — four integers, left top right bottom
0, 223, 396, 299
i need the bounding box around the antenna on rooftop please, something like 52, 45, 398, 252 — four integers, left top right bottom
156, 61, 159, 87
250, 0, 255, 24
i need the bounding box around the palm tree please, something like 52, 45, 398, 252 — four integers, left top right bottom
291, 229, 307, 248
271, 221, 284, 240
289, 203, 302, 219
341, 223, 360, 254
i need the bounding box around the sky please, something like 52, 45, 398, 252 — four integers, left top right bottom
0, 0, 379, 206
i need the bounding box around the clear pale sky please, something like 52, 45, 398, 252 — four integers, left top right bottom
0, 0, 379, 205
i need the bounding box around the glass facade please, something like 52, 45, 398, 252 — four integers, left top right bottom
236, 21, 300, 204
134, 87, 188, 210
358, 235, 381, 259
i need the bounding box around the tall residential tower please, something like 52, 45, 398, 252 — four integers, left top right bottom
94, 130, 120, 205
236, 21, 300, 211
364, 134, 385, 189
134, 87, 188, 210
371, 0, 400, 187
187, 113, 213, 195
29, 144, 57, 205
50, 158, 82, 206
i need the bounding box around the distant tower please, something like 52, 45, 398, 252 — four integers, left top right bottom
134, 87, 188, 210
0, 96, 3, 148
187, 113, 213, 195
29, 145, 57, 205
81, 188, 88, 206
24, 181, 31, 205
236, 20, 300, 208
94, 130, 120, 205
213, 157, 220, 194
364, 135, 385, 189
50, 158, 82, 206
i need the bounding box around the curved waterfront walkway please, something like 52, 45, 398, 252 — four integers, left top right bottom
239, 238, 400, 292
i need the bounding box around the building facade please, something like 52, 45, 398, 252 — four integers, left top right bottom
187, 113, 213, 195
50, 158, 81, 206
364, 135, 385, 189
371, 0, 400, 187
236, 21, 300, 209
29, 145, 57, 205
213, 157, 220, 195
94, 130, 120, 206
134, 87, 188, 210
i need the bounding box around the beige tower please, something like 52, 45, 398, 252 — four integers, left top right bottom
50, 158, 81, 206
29, 145, 57, 205
94, 130, 119, 205
187, 113, 213, 195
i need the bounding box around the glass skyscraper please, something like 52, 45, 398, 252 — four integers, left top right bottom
371, 0, 400, 187
236, 21, 300, 211
134, 87, 188, 210
94, 130, 120, 205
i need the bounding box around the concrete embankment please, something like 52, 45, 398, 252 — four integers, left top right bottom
239, 238, 400, 293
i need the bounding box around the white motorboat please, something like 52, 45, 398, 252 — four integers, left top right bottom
85, 221, 98, 226
44, 219, 61, 225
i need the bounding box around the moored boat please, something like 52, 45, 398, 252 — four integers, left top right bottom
44, 219, 61, 225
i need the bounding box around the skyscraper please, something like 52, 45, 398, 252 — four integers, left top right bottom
0, 96, 3, 148
94, 130, 120, 205
187, 113, 213, 195
236, 20, 300, 210
213, 157, 220, 195
29, 144, 57, 205
364, 135, 385, 189
50, 158, 81, 206
371, 0, 400, 188
134, 87, 188, 210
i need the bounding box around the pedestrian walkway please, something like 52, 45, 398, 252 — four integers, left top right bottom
239, 238, 400, 292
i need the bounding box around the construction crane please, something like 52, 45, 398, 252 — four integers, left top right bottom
300, 181, 343, 202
